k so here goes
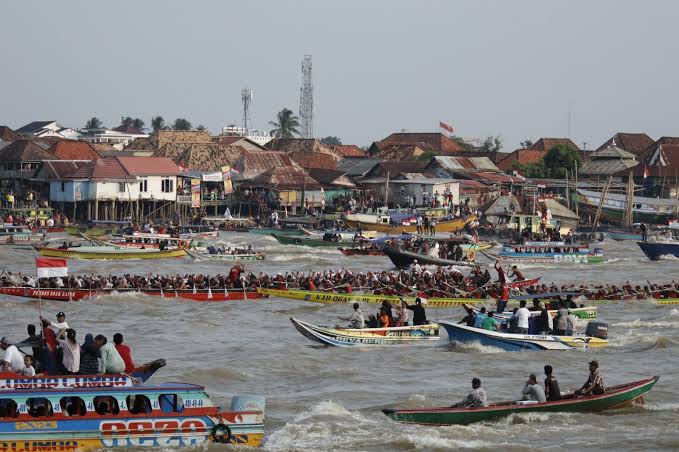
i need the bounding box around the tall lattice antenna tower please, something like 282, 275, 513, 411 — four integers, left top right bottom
299, 55, 314, 138
241, 88, 253, 131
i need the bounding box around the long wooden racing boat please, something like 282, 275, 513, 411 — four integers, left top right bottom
0, 287, 265, 302
338, 247, 385, 256
186, 249, 266, 261
345, 214, 476, 234
291, 317, 440, 347
257, 287, 481, 307
438, 321, 608, 351
0, 373, 265, 448
37, 245, 187, 260
383, 376, 659, 425
272, 233, 360, 248
383, 245, 479, 269
248, 227, 303, 236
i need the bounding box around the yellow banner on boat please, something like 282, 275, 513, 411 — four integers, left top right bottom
256, 288, 481, 307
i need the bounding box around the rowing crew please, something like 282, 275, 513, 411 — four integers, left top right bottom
453, 361, 605, 408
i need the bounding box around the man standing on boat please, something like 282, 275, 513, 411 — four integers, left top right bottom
516, 300, 530, 334
544, 365, 561, 401
0, 337, 24, 372
576, 361, 605, 396
338, 303, 365, 329
406, 297, 428, 326
451, 378, 488, 408
41, 312, 69, 333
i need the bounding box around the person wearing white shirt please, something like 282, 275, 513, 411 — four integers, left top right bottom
41, 312, 69, 333
516, 300, 530, 334
0, 337, 24, 372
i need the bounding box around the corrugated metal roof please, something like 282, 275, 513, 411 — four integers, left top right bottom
337, 158, 379, 176
234, 150, 297, 180
431, 155, 500, 171
580, 159, 637, 176
0, 140, 55, 162
248, 166, 321, 190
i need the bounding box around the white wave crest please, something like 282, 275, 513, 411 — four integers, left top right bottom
403, 431, 494, 449
449, 340, 506, 354
643, 402, 679, 411
613, 319, 679, 328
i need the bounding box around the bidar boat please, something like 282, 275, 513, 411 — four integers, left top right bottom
186, 249, 265, 262
383, 245, 479, 269
257, 288, 481, 307
0, 373, 265, 449
344, 214, 476, 234
383, 376, 658, 425
290, 318, 439, 347
247, 227, 303, 236
495, 241, 605, 264
271, 234, 360, 248
37, 245, 187, 260
438, 321, 608, 351
0, 287, 265, 302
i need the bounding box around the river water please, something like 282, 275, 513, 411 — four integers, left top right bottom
1, 233, 678, 451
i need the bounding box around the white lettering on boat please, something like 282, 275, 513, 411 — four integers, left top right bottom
0, 376, 131, 390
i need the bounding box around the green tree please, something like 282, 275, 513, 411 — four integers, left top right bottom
172, 118, 193, 131
512, 160, 549, 178
196, 124, 207, 131
321, 136, 342, 145
269, 108, 301, 138
451, 136, 475, 152
544, 144, 581, 178
132, 118, 145, 130
151, 116, 168, 131
120, 116, 134, 128
480, 135, 503, 152
520, 139, 534, 148
84, 117, 103, 129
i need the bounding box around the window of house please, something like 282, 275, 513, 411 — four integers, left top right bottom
0, 399, 18, 418
94, 396, 120, 415
139, 178, 148, 193
27, 397, 53, 417
118, 182, 126, 193
61, 182, 65, 192
158, 394, 184, 414
161, 178, 174, 193
126, 395, 152, 415
59, 396, 86, 416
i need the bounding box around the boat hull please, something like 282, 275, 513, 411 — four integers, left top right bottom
37, 247, 187, 260
248, 228, 303, 236
607, 231, 643, 241
272, 234, 359, 248
0, 287, 264, 302
345, 215, 475, 234
291, 318, 440, 347
383, 376, 659, 425
64, 226, 112, 237
637, 242, 679, 260
438, 321, 608, 351
187, 250, 265, 261
338, 247, 385, 256
257, 288, 481, 307
383, 246, 477, 269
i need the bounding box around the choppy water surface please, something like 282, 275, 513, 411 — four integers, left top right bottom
1, 234, 678, 451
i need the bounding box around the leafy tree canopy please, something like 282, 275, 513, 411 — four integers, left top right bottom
544, 144, 581, 178
84, 117, 103, 129
321, 136, 342, 145
269, 108, 301, 138
172, 118, 193, 131
480, 135, 503, 153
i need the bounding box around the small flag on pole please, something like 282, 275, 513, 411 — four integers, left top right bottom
439, 121, 454, 134
35, 258, 68, 279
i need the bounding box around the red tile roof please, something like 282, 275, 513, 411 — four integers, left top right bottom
371, 143, 437, 161
378, 132, 464, 153
289, 151, 337, 170
0, 126, 21, 141
116, 156, 182, 176
47, 140, 100, 160
330, 145, 365, 157
595, 133, 654, 156
0, 140, 54, 162
65, 158, 134, 181
529, 138, 580, 151
496, 149, 547, 171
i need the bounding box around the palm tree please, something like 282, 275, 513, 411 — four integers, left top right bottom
84, 117, 103, 129
172, 118, 192, 131
132, 118, 145, 130
120, 116, 134, 128
151, 116, 167, 131
269, 108, 301, 138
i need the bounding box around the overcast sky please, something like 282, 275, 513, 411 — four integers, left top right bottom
2, 0, 678, 151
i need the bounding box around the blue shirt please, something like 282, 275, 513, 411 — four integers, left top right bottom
474, 313, 487, 328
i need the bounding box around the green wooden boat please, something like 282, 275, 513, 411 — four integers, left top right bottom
383, 376, 658, 425
272, 233, 359, 248
248, 228, 303, 236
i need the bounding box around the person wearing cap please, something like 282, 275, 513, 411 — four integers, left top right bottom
451, 378, 488, 408
0, 337, 24, 372
41, 312, 69, 333
576, 361, 605, 396
56, 328, 80, 374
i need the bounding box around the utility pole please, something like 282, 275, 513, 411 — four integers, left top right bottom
299, 55, 314, 138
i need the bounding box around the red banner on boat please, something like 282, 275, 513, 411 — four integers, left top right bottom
35, 257, 68, 278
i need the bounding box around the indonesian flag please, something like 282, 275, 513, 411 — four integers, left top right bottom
439, 121, 454, 134
643, 164, 650, 179
35, 258, 68, 278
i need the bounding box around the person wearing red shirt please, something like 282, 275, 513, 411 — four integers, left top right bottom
113, 333, 134, 373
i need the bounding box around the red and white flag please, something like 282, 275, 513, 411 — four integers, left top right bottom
643, 164, 650, 179
35, 257, 68, 278
439, 121, 454, 134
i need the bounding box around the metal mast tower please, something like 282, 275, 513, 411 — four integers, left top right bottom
241, 88, 253, 131
299, 55, 314, 138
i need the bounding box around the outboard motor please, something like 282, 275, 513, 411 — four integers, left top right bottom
585, 321, 608, 339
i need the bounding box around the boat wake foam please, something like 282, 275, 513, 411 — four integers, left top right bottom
446, 340, 506, 354
642, 401, 679, 412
